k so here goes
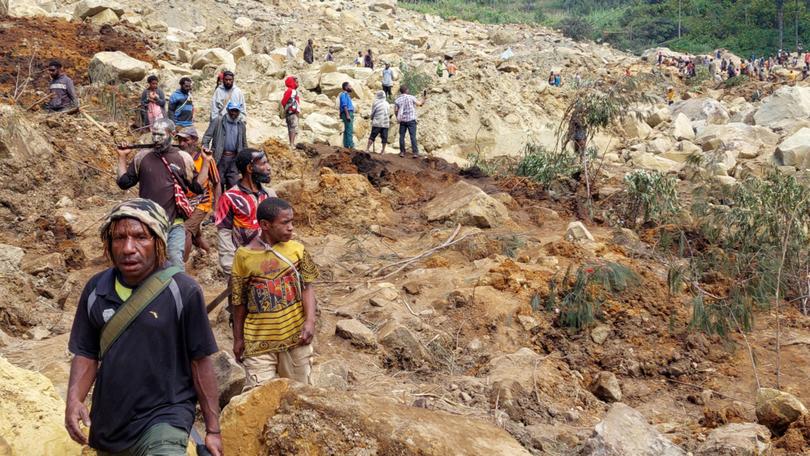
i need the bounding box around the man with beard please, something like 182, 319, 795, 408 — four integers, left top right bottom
202, 102, 247, 191
65, 198, 222, 456
177, 127, 220, 260
117, 118, 212, 269
44, 60, 78, 112
168, 78, 195, 128
210, 71, 246, 121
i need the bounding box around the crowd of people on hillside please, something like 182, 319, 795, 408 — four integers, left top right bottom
656, 46, 810, 84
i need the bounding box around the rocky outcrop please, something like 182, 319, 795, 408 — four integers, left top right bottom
756, 388, 807, 435
88, 51, 152, 83
423, 180, 510, 228
221, 379, 531, 456
753, 86, 810, 128
0, 356, 81, 455
3, 0, 50, 17
775, 127, 810, 169
672, 112, 695, 140
696, 423, 771, 456
191, 48, 235, 70
622, 112, 652, 139
73, 0, 124, 19
580, 402, 686, 456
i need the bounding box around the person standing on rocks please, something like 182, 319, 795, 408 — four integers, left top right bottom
140, 75, 166, 128
231, 197, 319, 389
44, 60, 78, 112
177, 127, 220, 260
382, 63, 394, 98
304, 39, 314, 64
325, 48, 334, 62
215, 148, 277, 277
364, 49, 374, 69
168, 77, 194, 128
210, 71, 246, 121
446, 59, 458, 78
394, 85, 425, 158
65, 198, 222, 456
202, 102, 247, 191
281, 76, 301, 147
339, 82, 355, 149
366, 90, 390, 154
117, 118, 211, 269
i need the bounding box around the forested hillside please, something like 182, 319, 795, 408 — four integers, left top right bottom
401, 0, 810, 56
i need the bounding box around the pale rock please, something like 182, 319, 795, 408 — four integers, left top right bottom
300, 70, 320, 91
497, 61, 520, 73
646, 108, 671, 128
143, 15, 168, 32
335, 319, 377, 348
5, 1, 50, 17
704, 102, 730, 125
227, 37, 252, 62
754, 86, 810, 128
423, 180, 510, 228
775, 127, 810, 169
88, 51, 151, 83
755, 388, 807, 435
632, 153, 683, 173
73, 0, 124, 19
0, 356, 82, 455
696, 423, 771, 456
222, 379, 531, 456
319, 61, 338, 74
695, 123, 778, 159
714, 175, 738, 187
338, 66, 374, 80
369, 1, 396, 13
310, 359, 349, 389
191, 48, 235, 70
234, 16, 253, 28
622, 113, 652, 139
303, 112, 341, 138
566, 221, 594, 242
590, 324, 611, 345
517, 315, 539, 331
320, 72, 367, 99
157, 60, 194, 76
378, 321, 432, 368
672, 98, 729, 123
590, 371, 622, 402
211, 350, 245, 408
236, 54, 284, 80
646, 137, 672, 155
662, 141, 701, 163
489, 29, 518, 45
88, 7, 119, 25
21, 252, 64, 275
579, 402, 686, 456
0, 244, 25, 275
672, 112, 695, 140
404, 33, 429, 46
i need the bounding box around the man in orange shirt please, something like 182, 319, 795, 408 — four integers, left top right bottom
178, 127, 220, 260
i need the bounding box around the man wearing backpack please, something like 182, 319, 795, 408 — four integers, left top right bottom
281, 76, 301, 147
66, 198, 222, 456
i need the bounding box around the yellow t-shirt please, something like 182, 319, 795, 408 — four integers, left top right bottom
231, 240, 320, 357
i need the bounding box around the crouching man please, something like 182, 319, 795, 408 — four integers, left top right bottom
231, 198, 319, 388
65, 198, 222, 456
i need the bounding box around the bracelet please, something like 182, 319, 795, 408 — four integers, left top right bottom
206, 429, 221, 434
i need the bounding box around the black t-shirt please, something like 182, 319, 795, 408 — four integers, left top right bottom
68, 267, 218, 452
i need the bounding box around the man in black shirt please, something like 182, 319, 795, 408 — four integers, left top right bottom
66, 198, 222, 456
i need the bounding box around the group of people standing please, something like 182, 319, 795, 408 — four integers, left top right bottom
656, 48, 810, 84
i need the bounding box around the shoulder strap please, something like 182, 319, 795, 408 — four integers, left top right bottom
99, 266, 182, 359
218, 88, 235, 117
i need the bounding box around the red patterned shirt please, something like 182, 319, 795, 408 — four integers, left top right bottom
215, 184, 276, 247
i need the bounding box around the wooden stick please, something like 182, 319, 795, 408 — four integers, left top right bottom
371, 224, 465, 279
81, 110, 111, 135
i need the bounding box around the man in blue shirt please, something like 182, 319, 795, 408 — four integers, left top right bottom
168, 78, 194, 128
339, 82, 355, 149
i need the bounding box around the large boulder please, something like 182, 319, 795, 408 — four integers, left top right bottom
73, 0, 124, 19
672, 98, 729, 123
88, 51, 152, 83
423, 180, 510, 228
88, 8, 119, 25
0, 356, 82, 455
4, 0, 50, 17
378, 321, 432, 369
210, 350, 245, 408
235, 54, 284, 80
489, 29, 518, 45
754, 86, 810, 128
191, 48, 235, 70
755, 388, 807, 435
302, 113, 341, 139
579, 402, 687, 456
694, 123, 778, 158
622, 113, 652, 139
696, 423, 771, 456
221, 379, 531, 456
227, 37, 252, 62
775, 127, 810, 169
631, 153, 683, 173
672, 112, 695, 140
369, 1, 396, 13
319, 72, 368, 98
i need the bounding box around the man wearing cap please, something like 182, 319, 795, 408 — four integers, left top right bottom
117, 118, 213, 270
65, 198, 222, 456
177, 127, 220, 259
202, 102, 247, 191
211, 71, 246, 121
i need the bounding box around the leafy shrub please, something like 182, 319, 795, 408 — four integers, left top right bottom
515, 142, 579, 187
620, 170, 681, 227
558, 17, 593, 41
398, 62, 431, 96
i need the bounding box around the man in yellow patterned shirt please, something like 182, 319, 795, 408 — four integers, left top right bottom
231, 197, 319, 388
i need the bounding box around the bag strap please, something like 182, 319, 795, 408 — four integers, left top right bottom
159, 155, 189, 192
217, 88, 235, 117
99, 266, 182, 359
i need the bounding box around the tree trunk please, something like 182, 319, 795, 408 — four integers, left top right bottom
778, 0, 785, 49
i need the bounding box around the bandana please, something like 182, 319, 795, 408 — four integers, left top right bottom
100, 198, 170, 245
